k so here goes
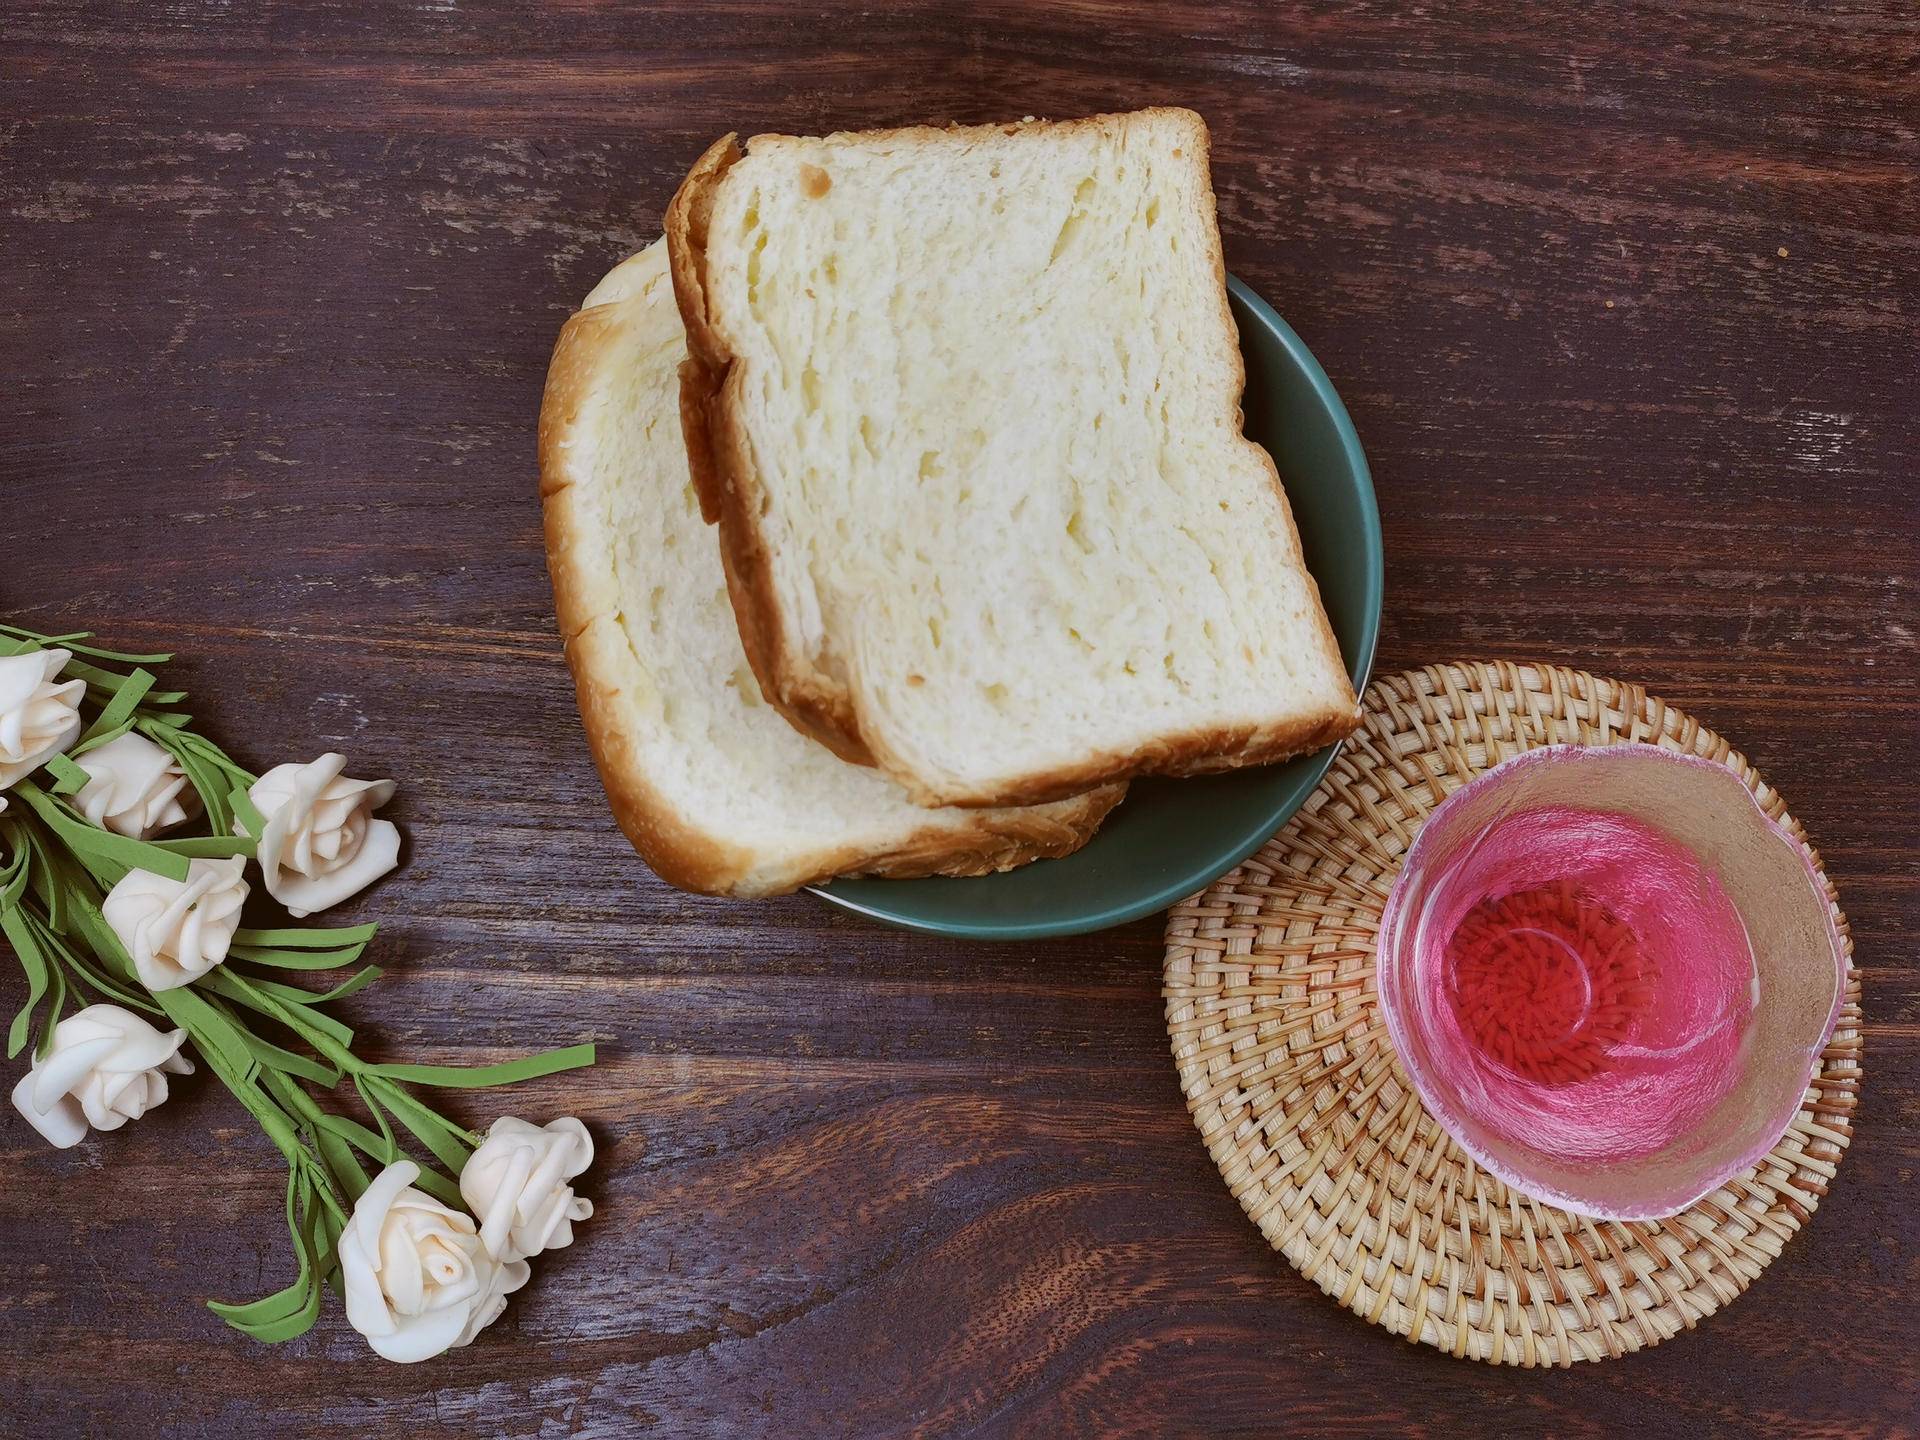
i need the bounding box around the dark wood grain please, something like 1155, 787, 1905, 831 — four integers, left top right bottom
2, 2, 1916, 1435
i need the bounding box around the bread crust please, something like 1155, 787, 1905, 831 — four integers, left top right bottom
667, 137, 876, 766
539, 247, 1123, 895
665, 109, 1361, 810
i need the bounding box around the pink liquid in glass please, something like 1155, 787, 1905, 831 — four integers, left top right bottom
1415, 806, 1757, 1165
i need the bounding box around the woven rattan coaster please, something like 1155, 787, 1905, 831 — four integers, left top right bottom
1164, 662, 1861, 1366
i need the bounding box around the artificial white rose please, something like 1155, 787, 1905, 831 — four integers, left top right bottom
74, 732, 202, 838
243, 753, 399, 918
461, 1242, 530, 1347
9, 1003, 194, 1148
101, 856, 248, 991
340, 1161, 529, 1363
460, 1116, 595, 1263
0, 647, 85, 790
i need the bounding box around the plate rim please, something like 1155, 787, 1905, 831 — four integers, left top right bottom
807, 276, 1383, 940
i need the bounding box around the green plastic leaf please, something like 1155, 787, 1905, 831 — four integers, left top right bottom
208, 1172, 312, 1324
313, 1107, 398, 1166
223, 785, 263, 839
21, 824, 85, 932
35, 959, 68, 1060
60, 887, 145, 991
276, 963, 382, 1008
148, 835, 255, 860
359, 1042, 598, 1089
238, 1029, 340, 1086
81, 667, 156, 744
320, 1105, 399, 1175
351, 1074, 401, 1161
61, 656, 156, 696
60, 820, 193, 885
229, 943, 369, 971
2, 906, 51, 1059
155, 985, 262, 1089
0, 826, 31, 911
142, 724, 256, 802
25, 907, 156, 1016
227, 922, 376, 971
138, 723, 256, 837
204, 967, 357, 1056
245, 978, 361, 1047
312, 1094, 459, 1207
44, 753, 91, 795
313, 1125, 372, 1205
208, 1170, 324, 1342
159, 724, 250, 768
364, 1077, 474, 1175
234, 922, 379, 950
260, 1072, 367, 1213
153, 737, 237, 836
0, 623, 171, 665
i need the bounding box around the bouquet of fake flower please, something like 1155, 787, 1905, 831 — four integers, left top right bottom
0, 623, 598, 1362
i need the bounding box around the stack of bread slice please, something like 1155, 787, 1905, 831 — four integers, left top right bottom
541, 107, 1359, 898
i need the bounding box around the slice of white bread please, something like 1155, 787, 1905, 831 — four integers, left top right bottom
539, 240, 1123, 897
667, 107, 1362, 809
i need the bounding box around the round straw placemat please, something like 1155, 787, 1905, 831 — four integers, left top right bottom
1164, 661, 1861, 1366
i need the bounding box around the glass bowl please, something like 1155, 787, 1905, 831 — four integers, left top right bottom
1375, 742, 1847, 1220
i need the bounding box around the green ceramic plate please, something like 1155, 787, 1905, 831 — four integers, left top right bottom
812, 278, 1383, 939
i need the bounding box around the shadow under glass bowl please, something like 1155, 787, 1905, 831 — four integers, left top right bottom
810, 277, 1384, 940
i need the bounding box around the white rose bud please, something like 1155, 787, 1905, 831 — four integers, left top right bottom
0, 648, 85, 790
9, 1003, 194, 1148
460, 1116, 595, 1263
243, 754, 399, 918
102, 856, 248, 991
340, 1161, 529, 1363
74, 732, 202, 838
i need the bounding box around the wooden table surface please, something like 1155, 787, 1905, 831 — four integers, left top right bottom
3, 3, 1916, 1436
